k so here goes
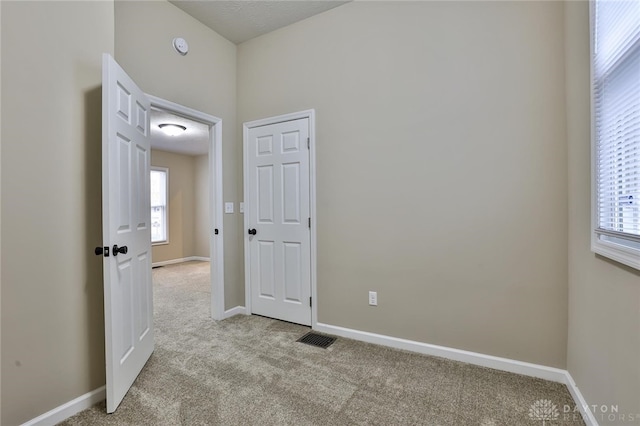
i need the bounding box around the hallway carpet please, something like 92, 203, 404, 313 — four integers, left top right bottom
61, 261, 584, 425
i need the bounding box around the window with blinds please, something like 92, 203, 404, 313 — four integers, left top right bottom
592, 0, 640, 268
151, 167, 169, 244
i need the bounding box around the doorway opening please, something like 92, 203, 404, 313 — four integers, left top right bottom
148, 95, 224, 320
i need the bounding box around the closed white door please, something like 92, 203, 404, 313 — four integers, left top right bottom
101, 54, 154, 413
247, 118, 311, 325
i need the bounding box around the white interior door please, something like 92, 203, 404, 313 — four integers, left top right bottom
247, 118, 311, 325
101, 53, 154, 413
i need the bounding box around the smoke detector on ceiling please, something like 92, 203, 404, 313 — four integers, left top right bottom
173, 37, 189, 56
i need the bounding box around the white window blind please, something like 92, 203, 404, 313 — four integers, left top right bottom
150, 168, 168, 244
593, 0, 640, 249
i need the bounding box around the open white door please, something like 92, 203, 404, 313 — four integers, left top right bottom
101, 53, 154, 413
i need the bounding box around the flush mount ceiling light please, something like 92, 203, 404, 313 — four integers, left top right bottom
158, 123, 187, 136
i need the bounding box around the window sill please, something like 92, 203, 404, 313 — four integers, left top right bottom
152, 241, 169, 247
592, 235, 640, 271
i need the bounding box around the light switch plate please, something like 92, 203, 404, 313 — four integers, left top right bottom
240, 202, 245, 213
224, 202, 234, 214
369, 291, 377, 306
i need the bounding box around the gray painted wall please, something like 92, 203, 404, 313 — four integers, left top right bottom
1, 2, 114, 424
238, 1, 568, 368
565, 1, 640, 422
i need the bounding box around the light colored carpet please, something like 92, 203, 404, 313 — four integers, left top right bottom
60, 261, 584, 425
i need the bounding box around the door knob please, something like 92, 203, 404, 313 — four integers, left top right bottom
248, 228, 257, 235
95, 246, 109, 257
113, 245, 128, 256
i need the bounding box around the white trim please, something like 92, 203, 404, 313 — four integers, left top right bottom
18, 338, 598, 426
152, 257, 191, 267
314, 322, 567, 383
21, 386, 106, 426
17, 343, 599, 426
223, 306, 247, 319
151, 256, 210, 268
589, 0, 598, 259
592, 238, 640, 270
308, 112, 317, 328
314, 322, 600, 425
564, 372, 600, 426
243, 110, 317, 326
243, 124, 250, 315
147, 95, 225, 320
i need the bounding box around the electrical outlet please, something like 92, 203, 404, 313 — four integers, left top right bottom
369, 291, 377, 306
240, 202, 244, 213
224, 202, 234, 214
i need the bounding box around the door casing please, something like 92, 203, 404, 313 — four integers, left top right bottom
243, 109, 317, 327
148, 95, 225, 321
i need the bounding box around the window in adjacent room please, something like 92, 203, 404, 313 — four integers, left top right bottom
591, 0, 640, 268
150, 167, 169, 244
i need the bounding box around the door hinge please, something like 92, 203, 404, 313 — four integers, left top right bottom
309, 297, 312, 307
214, 228, 219, 235
307, 137, 310, 149
308, 217, 311, 229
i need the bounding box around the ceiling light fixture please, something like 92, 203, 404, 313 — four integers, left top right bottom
158, 123, 187, 136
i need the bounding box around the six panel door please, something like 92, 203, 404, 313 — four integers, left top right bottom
102, 53, 154, 413
247, 118, 311, 325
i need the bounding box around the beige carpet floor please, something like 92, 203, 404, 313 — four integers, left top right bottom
61, 261, 584, 425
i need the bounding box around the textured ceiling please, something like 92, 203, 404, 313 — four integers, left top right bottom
169, 0, 350, 44
150, 108, 209, 156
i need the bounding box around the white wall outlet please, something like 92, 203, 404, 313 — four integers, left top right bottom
224, 202, 234, 214
369, 291, 377, 306
240, 202, 244, 213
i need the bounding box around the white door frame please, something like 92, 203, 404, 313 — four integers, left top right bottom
148, 95, 225, 321
243, 109, 317, 327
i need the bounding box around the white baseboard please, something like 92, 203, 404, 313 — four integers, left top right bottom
19, 322, 598, 426
21, 386, 105, 426
314, 322, 600, 425
152, 256, 210, 267
564, 372, 600, 426
223, 306, 247, 319
314, 322, 567, 383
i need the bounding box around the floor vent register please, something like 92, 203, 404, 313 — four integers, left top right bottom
297, 332, 336, 349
